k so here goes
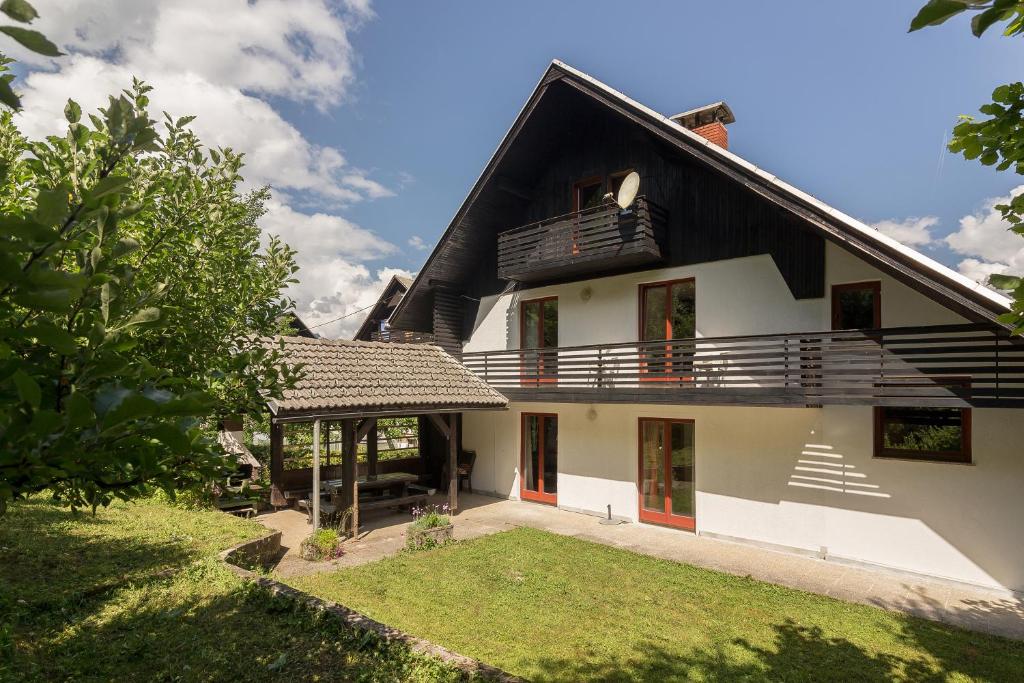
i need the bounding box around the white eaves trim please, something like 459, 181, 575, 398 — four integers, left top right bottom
551, 60, 1012, 312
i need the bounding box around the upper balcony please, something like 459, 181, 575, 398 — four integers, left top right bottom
496, 196, 668, 283
369, 330, 436, 344
461, 323, 1024, 409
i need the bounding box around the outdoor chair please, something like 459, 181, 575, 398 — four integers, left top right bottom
457, 449, 476, 494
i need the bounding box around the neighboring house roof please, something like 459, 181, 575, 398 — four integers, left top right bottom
390, 60, 1011, 332
279, 311, 316, 338
266, 335, 508, 417
352, 274, 413, 341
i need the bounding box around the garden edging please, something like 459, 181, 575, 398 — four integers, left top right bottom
219, 531, 524, 683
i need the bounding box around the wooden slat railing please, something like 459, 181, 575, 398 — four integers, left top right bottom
369, 330, 436, 344
461, 323, 1024, 408
497, 196, 668, 282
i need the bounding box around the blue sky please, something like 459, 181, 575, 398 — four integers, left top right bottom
9, 1, 1024, 335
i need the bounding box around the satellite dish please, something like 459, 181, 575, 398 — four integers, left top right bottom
616, 171, 640, 209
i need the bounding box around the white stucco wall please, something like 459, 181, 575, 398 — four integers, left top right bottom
462, 403, 1024, 592
464, 242, 969, 354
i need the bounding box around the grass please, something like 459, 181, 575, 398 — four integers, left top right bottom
0, 496, 470, 682
290, 527, 1024, 682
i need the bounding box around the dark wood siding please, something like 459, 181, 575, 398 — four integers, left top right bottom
432, 289, 464, 357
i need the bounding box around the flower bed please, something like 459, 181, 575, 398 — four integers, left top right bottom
406, 504, 453, 550
300, 528, 345, 561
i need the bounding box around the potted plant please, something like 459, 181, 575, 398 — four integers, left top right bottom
300, 527, 345, 561
405, 504, 453, 550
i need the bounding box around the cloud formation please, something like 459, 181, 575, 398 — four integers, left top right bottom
869, 216, 938, 247
945, 185, 1024, 283
12, 0, 403, 337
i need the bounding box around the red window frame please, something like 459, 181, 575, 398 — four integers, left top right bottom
519, 296, 557, 386
637, 417, 695, 530
831, 280, 881, 330
638, 278, 696, 382
521, 412, 558, 505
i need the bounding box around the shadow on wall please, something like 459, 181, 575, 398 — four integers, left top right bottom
526, 615, 1024, 682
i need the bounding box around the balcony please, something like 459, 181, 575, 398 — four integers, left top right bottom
369, 330, 436, 344
461, 323, 1024, 408
496, 196, 668, 283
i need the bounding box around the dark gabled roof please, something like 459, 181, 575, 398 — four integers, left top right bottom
266, 335, 507, 417
279, 311, 316, 338
352, 274, 412, 341
390, 60, 1011, 332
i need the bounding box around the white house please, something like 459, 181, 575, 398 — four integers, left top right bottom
374, 61, 1023, 593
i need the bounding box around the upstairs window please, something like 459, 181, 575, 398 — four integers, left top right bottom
831, 281, 880, 330
874, 403, 971, 464
573, 177, 605, 212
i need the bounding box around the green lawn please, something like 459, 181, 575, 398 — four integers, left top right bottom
290, 527, 1024, 682
0, 497, 468, 682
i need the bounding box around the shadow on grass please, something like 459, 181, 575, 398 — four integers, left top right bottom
527, 616, 1023, 683
7, 573, 466, 683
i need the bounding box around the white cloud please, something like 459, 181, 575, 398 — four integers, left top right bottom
945, 185, 1024, 283
407, 235, 430, 250
869, 216, 938, 247
9, 1, 414, 338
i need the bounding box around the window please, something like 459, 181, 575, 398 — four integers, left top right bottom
522, 413, 558, 504
832, 281, 880, 330
874, 404, 971, 463
573, 177, 605, 212
638, 418, 695, 530
639, 279, 696, 380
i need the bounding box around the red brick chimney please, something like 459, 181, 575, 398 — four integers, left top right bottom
670, 102, 735, 150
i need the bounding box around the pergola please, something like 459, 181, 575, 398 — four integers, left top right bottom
265, 336, 507, 532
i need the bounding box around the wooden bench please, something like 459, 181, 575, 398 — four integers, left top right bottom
297, 498, 336, 525
359, 493, 428, 511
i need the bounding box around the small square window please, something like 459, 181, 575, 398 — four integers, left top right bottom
832, 281, 880, 330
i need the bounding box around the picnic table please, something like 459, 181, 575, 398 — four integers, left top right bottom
299, 472, 428, 526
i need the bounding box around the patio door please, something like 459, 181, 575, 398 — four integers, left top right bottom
638, 418, 694, 530
639, 279, 696, 381
521, 413, 557, 505
520, 297, 557, 385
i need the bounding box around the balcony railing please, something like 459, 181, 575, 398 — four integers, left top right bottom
496, 196, 668, 283
461, 323, 1024, 408
369, 330, 435, 344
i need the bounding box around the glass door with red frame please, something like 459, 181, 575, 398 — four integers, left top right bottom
522, 414, 557, 505
520, 298, 557, 385
638, 418, 695, 530
640, 279, 696, 381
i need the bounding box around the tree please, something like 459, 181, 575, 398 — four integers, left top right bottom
0, 69, 301, 513
910, 1, 1024, 332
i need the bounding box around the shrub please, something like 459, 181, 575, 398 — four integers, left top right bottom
405, 504, 452, 551
300, 528, 344, 561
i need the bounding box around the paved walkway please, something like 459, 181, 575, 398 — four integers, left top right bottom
258, 493, 1024, 640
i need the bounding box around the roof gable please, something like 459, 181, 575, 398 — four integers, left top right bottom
352, 274, 412, 341
391, 60, 1010, 331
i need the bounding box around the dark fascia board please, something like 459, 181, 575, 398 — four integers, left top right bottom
352, 275, 411, 341
391, 60, 1011, 331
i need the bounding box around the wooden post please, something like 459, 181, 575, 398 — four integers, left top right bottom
367, 423, 379, 477
269, 420, 284, 506
325, 421, 331, 462
312, 418, 321, 529
341, 419, 357, 536
448, 413, 458, 513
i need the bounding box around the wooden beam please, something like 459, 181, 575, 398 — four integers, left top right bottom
324, 421, 331, 461
448, 413, 458, 513
269, 421, 284, 497
427, 412, 450, 440
367, 423, 379, 477
312, 418, 321, 529
341, 420, 357, 537
355, 417, 376, 443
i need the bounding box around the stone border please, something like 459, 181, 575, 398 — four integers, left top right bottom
220, 532, 523, 682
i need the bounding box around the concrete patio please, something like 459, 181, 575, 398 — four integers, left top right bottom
257, 493, 1024, 641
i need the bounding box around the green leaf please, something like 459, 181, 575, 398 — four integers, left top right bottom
0, 25, 61, 56
0, 74, 20, 110
0, 0, 39, 23
66, 391, 94, 428
34, 186, 69, 226
12, 370, 41, 408
87, 175, 131, 200
25, 320, 78, 354
64, 98, 81, 124
148, 423, 190, 455
972, 6, 1011, 36
909, 0, 969, 32
13, 287, 75, 312
126, 307, 161, 326
989, 273, 1022, 290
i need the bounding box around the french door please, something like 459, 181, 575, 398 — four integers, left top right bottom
520, 297, 557, 385
639, 279, 696, 381
638, 418, 695, 530
521, 413, 558, 505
